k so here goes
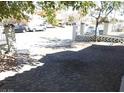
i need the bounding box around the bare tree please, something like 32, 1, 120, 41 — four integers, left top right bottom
91, 1, 121, 41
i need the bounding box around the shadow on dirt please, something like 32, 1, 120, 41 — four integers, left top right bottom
0, 45, 124, 92
14, 49, 41, 71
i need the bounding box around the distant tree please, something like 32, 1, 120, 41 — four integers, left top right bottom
68, 16, 74, 25
37, 1, 59, 26
37, 1, 96, 25
90, 1, 121, 41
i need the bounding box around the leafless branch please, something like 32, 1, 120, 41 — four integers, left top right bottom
105, 2, 114, 18
91, 15, 97, 19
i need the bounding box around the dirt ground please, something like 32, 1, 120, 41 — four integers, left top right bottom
0, 45, 124, 92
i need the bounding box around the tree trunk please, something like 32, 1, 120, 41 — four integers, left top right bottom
4, 24, 16, 54
4, 26, 10, 52
94, 18, 99, 42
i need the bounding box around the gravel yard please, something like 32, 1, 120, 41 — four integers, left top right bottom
0, 45, 124, 92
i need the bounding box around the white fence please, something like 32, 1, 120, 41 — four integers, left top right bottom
72, 22, 124, 43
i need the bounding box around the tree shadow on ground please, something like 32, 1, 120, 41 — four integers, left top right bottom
0, 49, 40, 72
14, 49, 41, 71
0, 45, 124, 92
34, 37, 74, 49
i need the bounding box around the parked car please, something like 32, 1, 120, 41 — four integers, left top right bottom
84, 26, 103, 36
28, 23, 46, 32
14, 24, 26, 33
46, 23, 55, 28
58, 23, 65, 28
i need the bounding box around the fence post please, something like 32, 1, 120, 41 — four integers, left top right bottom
80, 22, 85, 36
103, 22, 112, 35
4, 25, 10, 52
72, 22, 77, 41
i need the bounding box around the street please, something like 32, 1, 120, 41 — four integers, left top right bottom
16, 26, 73, 49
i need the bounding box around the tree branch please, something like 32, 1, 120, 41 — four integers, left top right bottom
104, 2, 114, 18
91, 14, 97, 19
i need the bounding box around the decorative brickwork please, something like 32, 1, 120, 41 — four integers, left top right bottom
76, 35, 124, 43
